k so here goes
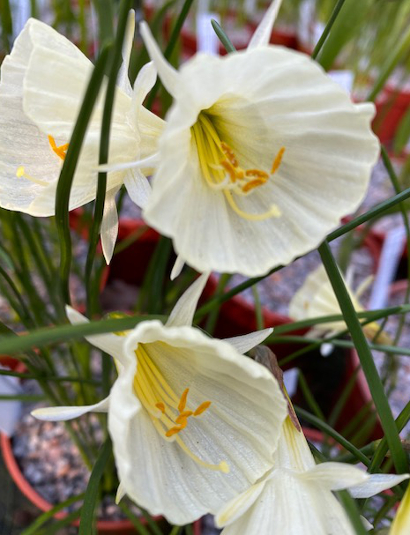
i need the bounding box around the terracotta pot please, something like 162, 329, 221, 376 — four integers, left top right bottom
373, 86, 410, 145
0, 432, 201, 534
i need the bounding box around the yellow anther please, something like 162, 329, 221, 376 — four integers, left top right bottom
271, 147, 285, 175
242, 178, 267, 193
178, 388, 189, 413
155, 402, 166, 414
48, 135, 69, 161
178, 410, 193, 420
194, 401, 211, 416
16, 166, 48, 187
165, 427, 182, 438
245, 169, 269, 180
221, 160, 238, 183
221, 141, 238, 167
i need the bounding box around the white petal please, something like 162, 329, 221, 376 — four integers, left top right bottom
215, 480, 266, 527
65, 306, 128, 366
139, 21, 179, 97
247, 0, 283, 49
124, 168, 152, 209
349, 473, 410, 498
224, 328, 273, 354
117, 10, 135, 96
97, 153, 160, 173
166, 273, 209, 327
110, 320, 287, 524
132, 61, 157, 115
301, 462, 368, 490
170, 254, 185, 280
32, 396, 110, 421
101, 188, 119, 264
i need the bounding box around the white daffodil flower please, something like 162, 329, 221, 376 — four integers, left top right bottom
0, 11, 164, 262
216, 416, 409, 535
104, 0, 379, 278
289, 263, 392, 344
32, 274, 288, 524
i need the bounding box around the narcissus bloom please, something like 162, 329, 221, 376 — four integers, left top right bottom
216, 416, 409, 535
289, 263, 392, 344
33, 274, 288, 524
130, 0, 380, 277
0, 11, 163, 262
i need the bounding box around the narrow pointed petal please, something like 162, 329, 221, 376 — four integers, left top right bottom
115, 482, 127, 504
97, 153, 160, 173
301, 462, 368, 490
248, 0, 283, 49
349, 473, 410, 498
101, 187, 119, 264
170, 255, 185, 280
166, 273, 209, 327
132, 61, 157, 115
139, 21, 179, 97
215, 480, 266, 527
65, 306, 128, 365
32, 396, 110, 421
224, 329, 273, 354
117, 10, 135, 96
124, 168, 152, 209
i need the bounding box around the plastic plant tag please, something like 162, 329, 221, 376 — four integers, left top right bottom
368, 225, 406, 310
0, 366, 22, 437
197, 11, 220, 55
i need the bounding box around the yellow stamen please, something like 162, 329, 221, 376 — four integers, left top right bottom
16, 166, 48, 187
191, 112, 285, 221
271, 147, 285, 175
178, 388, 189, 412
193, 401, 212, 416
224, 190, 281, 221
175, 435, 230, 473
48, 135, 69, 161
131, 344, 228, 473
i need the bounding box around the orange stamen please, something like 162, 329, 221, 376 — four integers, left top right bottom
178, 388, 189, 413
155, 402, 166, 414
194, 401, 212, 416
271, 147, 285, 175
242, 178, 267, 193
48, 135, 69, 161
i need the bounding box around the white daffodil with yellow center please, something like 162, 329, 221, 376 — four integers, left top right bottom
289, 263, 392, 344
0, 11, 164, 262
216, 415, 409, 535
33, 274, 288, 524
103, 0, 379, 278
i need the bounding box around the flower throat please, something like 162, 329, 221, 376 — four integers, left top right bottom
133, 344, 229, 474
192, 112, 284, 221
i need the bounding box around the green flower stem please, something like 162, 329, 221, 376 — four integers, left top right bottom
318, 240, 408, 475
370, 397, 410, 472
205, 273, 232, 334
55, 45, 111, 305
311, 0, 347, 60
295, 407, 371, 466
85, 0, 133, 318
0, 315, 166, 355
